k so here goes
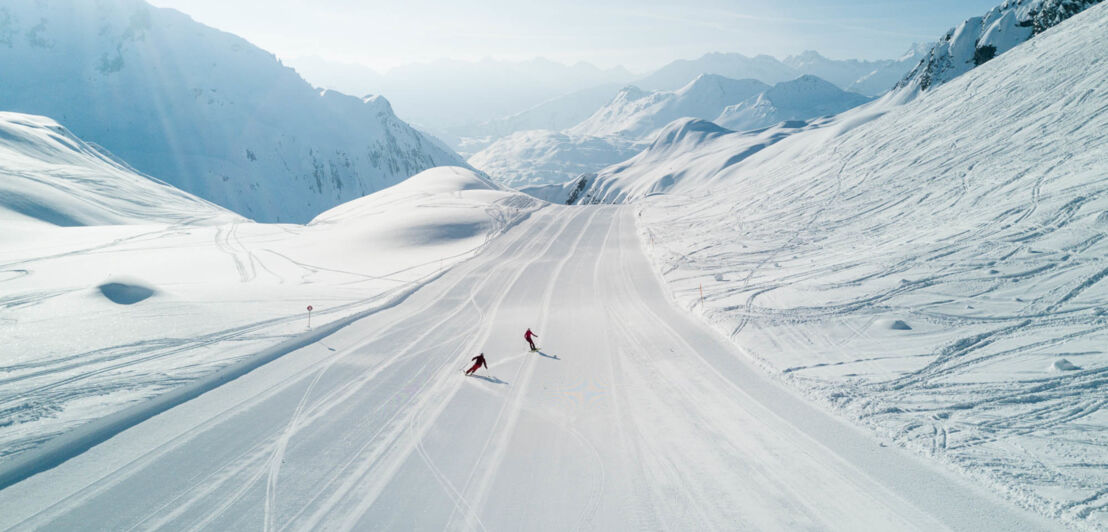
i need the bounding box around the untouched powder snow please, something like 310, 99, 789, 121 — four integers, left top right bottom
0, 112, 236, 227
0, 165, 540, 472
624, 3, 1108, 528
0, 0, 467, 223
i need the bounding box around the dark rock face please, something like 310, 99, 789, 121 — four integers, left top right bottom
898, 0, 1103, 91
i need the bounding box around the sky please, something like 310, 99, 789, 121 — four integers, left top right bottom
146, 0, 1002, 74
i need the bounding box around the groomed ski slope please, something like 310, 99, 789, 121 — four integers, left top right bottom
0, 207, 1055, 531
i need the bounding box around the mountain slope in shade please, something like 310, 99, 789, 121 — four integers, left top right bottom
714, 75, 872, 132
0, 112, 236, 226
0, 0, 467, 223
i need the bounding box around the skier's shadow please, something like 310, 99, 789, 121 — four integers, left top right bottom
536, 350, 560, 360
472, 374, 509, 385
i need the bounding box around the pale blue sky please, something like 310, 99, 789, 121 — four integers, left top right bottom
147, 0, 1001, 72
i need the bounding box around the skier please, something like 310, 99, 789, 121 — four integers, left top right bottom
524, 328, 538, 351
465, 353, 488, 376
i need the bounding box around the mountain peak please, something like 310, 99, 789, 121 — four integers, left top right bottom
648, 118, 731, 151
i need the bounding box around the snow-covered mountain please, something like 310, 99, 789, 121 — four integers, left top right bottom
0, 112, 236, 226
635, 53, 799, 92
0, 0, 466, 223
288, 55, 634, 134
897, 0, 1103, 90
469, 73, 870, 189
466, 75, 770, 187
847, 43, 932, 96
454, 83, 628, 148
568, 75, 770, 140
570, 118, 815, 204
714, 75, 872, 132
571, 2, 1108, 525
466, 130, 640, 189
639, 50, 927, 97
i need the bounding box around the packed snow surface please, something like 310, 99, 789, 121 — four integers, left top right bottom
0, 206, 1055, 531
0, 165, 539, 472
615, 3, 1108, 528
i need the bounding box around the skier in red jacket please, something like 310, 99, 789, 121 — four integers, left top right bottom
524, 328, 538, 351
465, 353, 488, 376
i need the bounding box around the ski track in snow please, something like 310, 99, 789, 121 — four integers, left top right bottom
630, 7, 1108, 526
0, 206, 1060, 531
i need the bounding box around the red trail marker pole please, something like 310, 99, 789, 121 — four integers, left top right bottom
307, 305, 314, 328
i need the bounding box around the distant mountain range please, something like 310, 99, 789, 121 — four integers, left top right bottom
290, 48, 928, 141
469, 74, 873, 188
287, 56, 635, 135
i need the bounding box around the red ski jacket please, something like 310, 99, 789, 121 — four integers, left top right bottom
524, 329, 537, 341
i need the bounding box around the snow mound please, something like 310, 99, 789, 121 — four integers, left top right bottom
0, 112, 236, 226
1050, 358, 1081, 371
876, 319, 913, 330
97, 281, 157, 305
311, 166, 539, 250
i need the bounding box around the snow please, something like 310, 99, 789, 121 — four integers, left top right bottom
466, 130, 640, 189
0, 207, 1055, 531
568, 75, 770, 140
0, 0, 1102, 529
0, 112, 236, 227
597, 3, 1108, 528
0, 164, 541, 474
0, 0, 466, 223
715, 75, 872, 132
469, 74, 869, 189
897, 0, 1102, 90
